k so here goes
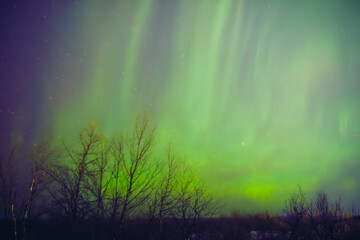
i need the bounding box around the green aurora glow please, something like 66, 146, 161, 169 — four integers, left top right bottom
8, 1, 360, 213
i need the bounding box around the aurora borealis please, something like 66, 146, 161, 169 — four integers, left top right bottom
1, 0, 360, 214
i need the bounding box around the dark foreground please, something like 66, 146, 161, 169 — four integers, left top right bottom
1, 215, 360, 240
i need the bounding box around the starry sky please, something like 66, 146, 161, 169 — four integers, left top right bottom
1, 0, 360, 213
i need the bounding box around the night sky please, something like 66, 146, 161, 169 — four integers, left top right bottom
1, 0, 360, 213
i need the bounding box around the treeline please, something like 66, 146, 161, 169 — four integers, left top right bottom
0, 116, 359, 240
214, 188, 360, 240
280, 187, 360, 239
0, 115, 218, 240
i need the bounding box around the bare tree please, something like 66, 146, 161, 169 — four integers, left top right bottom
0, 144, 19, 240
284, 188, 349, 240
283, 186, 308, 239
48, 122, 100, 223
173, 165, 219, 240
107, 138, 124, 220
0, 144, 17, 220
310, 192, 346, 240
22, 138, 56, 240
87, 137, 113, 219
117, 115, 159, 239
148, 145, 178, 239
82, 136, 114, 240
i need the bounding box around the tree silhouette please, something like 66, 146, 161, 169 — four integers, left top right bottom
309, 192, 347, 240
48, 122, 100, 223
148, 145, 178, 239
87, 137, 113, 219
0, 144, 17, 221
283, 186, 308, 239
0, 143, 20, 240
107, 138, 124, 220
117, 115, 159, 239
22, 138, 56, 240
173, 164, 219, 240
